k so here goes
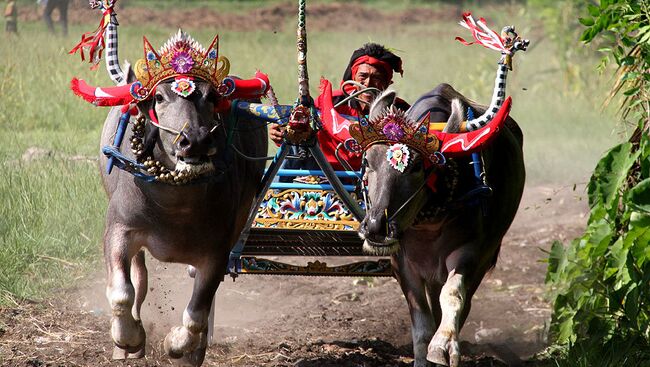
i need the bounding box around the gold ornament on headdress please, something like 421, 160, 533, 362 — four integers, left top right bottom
131, 29, 230, 100
349, 106, 440, 161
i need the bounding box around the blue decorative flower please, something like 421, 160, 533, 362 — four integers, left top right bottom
146, 51, 157, 61
208, 49, 217, 59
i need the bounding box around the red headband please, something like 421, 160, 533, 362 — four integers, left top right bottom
350, 55, 396, 83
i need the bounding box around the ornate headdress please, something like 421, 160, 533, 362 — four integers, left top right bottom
69, 0, 269, 107
129, 31, 229, 101
350, 106, 438, 155
71, 30, 234, 105
349, 96, 512, 162
351, 12, 527, 163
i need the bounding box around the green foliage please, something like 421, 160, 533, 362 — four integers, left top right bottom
545, 0, 650, 364
579, 0, 650, 124
0, 157, 105, 305
546, 137, 650, 364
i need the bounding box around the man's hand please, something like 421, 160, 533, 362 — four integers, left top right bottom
269, 123, 285, 146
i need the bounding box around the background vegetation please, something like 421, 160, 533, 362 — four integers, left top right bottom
544, 0, 650, 365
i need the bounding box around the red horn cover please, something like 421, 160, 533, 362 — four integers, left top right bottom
70, 78, 136, 106
228, 71, 270, 99
434, 96, 511, 157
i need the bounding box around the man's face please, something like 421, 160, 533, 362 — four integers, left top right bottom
353, 63, 390, 109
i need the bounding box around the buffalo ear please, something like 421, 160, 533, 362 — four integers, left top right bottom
123, 60, 154, 114
443, 98, 465, 133
369, 89, 396, 122
122, 60, 138, 84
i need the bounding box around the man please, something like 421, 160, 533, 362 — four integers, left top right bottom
43, 0, 68, 36
270, 43, 408, 172
4, 0, 17, 34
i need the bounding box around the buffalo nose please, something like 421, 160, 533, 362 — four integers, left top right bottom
176, 126, 213, 157
361, 210, 388, 238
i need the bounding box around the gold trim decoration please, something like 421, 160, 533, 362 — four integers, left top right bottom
349, 105, 440, 160
253, 189, 363, 231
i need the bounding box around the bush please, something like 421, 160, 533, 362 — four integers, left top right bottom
545, 0, 650, 364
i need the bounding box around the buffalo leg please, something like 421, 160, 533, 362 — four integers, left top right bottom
164, 262, 222, 366
395, 257, 436, 367
427, 269, 465, 367
104, 225, 146, 358
113, 250, 148, 359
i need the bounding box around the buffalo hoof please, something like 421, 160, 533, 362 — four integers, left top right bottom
164, 326, 207, 367
112, 340, 145, 359
111, 321, 146, 360
426, 338, 460, 367
169, 346, 207, 367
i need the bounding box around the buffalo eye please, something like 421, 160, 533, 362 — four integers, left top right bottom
155, 93, 165, 103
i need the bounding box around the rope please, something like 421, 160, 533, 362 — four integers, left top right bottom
334, 82, 381, 108
230, 145, 276, 161
265, 85, 279, 106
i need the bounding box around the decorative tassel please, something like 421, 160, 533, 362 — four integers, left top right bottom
455, 12, 507, 53
69, 5, 115, 68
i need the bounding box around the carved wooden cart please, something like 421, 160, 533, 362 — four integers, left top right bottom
226, 102, 392, 278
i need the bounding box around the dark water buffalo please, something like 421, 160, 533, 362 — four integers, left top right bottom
358, 84, 525, 367
99, 67, 266, 366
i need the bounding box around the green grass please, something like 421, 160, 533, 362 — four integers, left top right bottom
0, 3, 624, 305
0, 157, 105, 303
532, 337, 650, 367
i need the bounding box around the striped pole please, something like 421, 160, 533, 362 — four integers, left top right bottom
297, 0, 310, 106
465, 63, 508, 131
104, 14, 125, 85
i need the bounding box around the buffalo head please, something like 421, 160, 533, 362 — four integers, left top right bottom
136, 75, 221, 180
354, 88, 511, 255
359, 142, 430, 255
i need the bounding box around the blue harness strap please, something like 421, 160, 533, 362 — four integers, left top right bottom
466, 107, 492, 215
106, 110, 131, 174
102, 146, 157, 182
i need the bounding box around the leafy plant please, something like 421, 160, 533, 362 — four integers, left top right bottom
546, 0, 650, 364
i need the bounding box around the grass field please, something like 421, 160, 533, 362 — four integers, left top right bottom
0, 2, 624, 305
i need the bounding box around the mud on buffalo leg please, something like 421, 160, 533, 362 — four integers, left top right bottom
104, 224, 146, 357
427, 269, 465, 367
164, 262, 223, 366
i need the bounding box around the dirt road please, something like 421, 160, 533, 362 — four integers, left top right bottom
0, 185, 588, 366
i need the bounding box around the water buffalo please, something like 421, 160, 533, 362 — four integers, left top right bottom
98, 64, 267, 365
357, 84, 525, 366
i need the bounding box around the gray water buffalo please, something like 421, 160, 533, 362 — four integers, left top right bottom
98, 65, 266, 365
356, 84, 525, 366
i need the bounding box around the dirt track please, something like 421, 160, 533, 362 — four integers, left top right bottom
0, 184, 588, 366
18, 1, 461, 32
